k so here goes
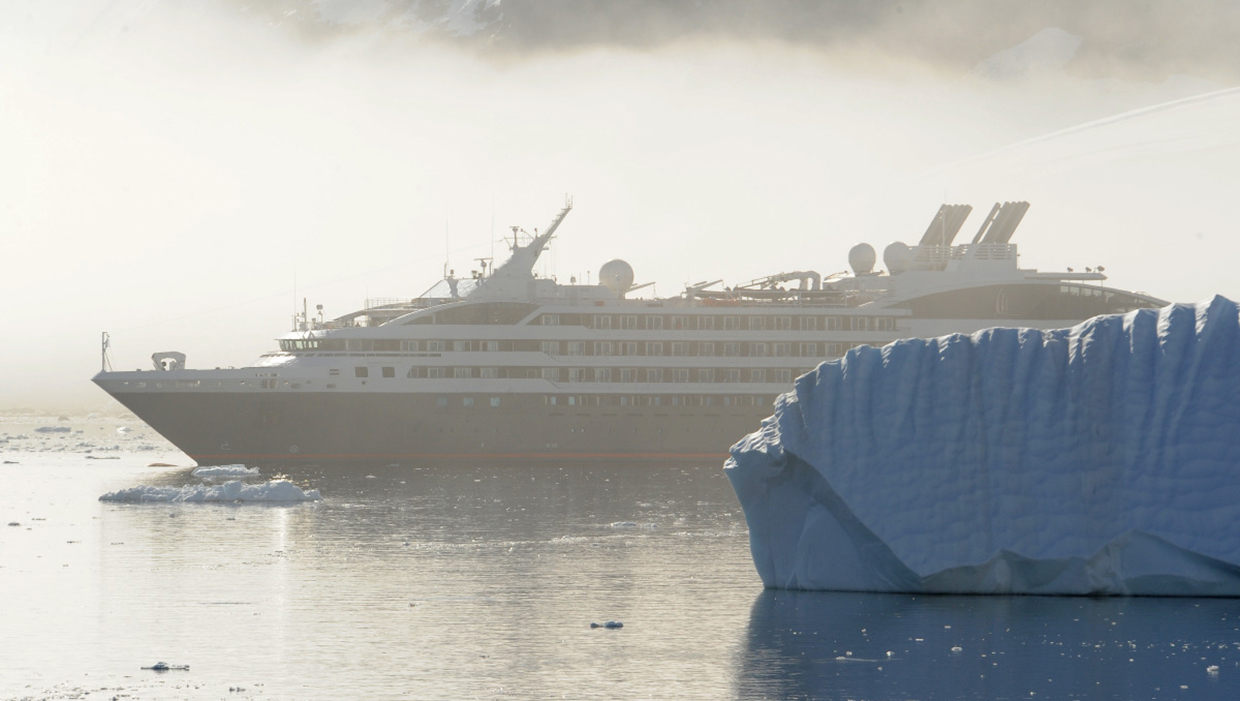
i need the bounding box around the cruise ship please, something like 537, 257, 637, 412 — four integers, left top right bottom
93, 200, 1166, 465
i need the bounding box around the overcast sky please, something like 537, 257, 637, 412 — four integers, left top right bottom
3, 1, 1238, 411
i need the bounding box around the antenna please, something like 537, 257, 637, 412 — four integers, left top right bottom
101, 332, 112, 372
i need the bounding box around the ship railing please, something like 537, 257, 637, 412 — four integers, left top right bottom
365, 297, 416, 309
692, 290, 863, 308
911, 242, 1017, 269
954, 242, 1016, 261
913, 244, 953, 265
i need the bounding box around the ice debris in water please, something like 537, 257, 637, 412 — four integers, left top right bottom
608, 522, 657, 529
727, 297, 1240, 596
100, 479, 321, 503
142, 661, 189, 671
191, 464, 260, 478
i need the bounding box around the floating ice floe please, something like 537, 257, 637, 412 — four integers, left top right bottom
142, 661, 189, 671
727, 297, 1240, 596
100, 479, 321, 503
191, 464, 260, 478
608, 521, 657, 530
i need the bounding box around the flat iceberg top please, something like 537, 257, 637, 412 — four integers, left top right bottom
727, 296, 1240, 595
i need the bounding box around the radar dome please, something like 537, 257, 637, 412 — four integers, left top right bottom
883, 242, 913, 275
599, 259, 635, 295
848, 243, 876, 275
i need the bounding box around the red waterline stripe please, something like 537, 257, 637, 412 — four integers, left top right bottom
190, 452, 729, 461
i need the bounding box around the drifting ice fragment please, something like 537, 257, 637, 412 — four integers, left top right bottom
99, 479, 321, 503
142, 661, 189, 671
191, 464, 260, 478
726, 297, 1240, 596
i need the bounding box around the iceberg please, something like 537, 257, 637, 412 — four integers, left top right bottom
725, 297, 1240, 596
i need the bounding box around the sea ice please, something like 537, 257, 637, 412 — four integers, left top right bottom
99, 479, 321, 503
726, 297, 1240, 596
191, 464, 260, 478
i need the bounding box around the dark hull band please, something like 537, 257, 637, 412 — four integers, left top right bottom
100, 389, 769, 466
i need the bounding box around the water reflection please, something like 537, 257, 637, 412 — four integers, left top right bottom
12, 459, 1240, 700
739, 589, 1240, 700
78, 461, 759, 700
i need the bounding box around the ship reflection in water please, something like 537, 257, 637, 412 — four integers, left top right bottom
5, 457, 1239, 699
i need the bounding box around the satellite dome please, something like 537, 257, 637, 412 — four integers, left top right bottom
883, 242, 913, 275
599, 259, 635, 295
848, 243, 876, 275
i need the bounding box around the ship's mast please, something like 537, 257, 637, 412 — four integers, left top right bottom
468, 197, 573, 300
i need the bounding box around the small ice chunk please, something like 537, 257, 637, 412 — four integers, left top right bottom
142, 661, 189, 671
191, 465, 259, 478
100, 479, 321, 503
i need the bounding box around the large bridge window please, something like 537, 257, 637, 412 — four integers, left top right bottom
900, 284, 1161, 320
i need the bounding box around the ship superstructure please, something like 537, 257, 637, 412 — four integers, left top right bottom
93, 200, 1166, 464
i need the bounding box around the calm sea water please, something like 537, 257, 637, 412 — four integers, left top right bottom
3, 431, 1240, 699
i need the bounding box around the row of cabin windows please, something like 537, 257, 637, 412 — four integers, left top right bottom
541, 395, 774, 407
358, 365, 799, 384
436, 396, 504, 407
548, 341, 845, 358
427, 395, 774, 408
279, 339, 499, 353
366, 340, 855, 358
279, 318, 897, 353
280, 327, 887, 352
539, 313, 896, 332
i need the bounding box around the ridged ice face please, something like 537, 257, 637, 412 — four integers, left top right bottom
727, 296, 1240, 595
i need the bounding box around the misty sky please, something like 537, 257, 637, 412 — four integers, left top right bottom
3, 1, 1239, 410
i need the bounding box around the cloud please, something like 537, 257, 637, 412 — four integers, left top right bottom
203, 0, 1240, 82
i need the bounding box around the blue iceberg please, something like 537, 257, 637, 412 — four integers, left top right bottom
725, 297, 1240, 595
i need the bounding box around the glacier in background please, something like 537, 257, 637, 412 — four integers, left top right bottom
725, 296, 1240, 596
